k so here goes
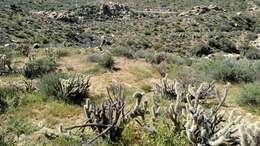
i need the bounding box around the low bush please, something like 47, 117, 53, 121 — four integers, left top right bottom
0, 87, 20, 114
55, 48, 70, 58
245, 47, 260, 60
141, 84, 152, 93
208, 39, 222, 49
0, 117, 38, 144
40, 73, 67, 99
17, 44, 31, 57
110, 47, 135, 59
219, 38, 239, 53
98, 53, 114, 69
151, 52, 167, 64
40, 73, 90, 104
166, 54, 192, 66
235, 83, 260, 107
23, 57, 58, 78
193, 58, 257, 82
192, 43, 212, 57
253, 61, 260, 80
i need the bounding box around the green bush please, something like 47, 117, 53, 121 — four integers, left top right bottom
0, 87, 20, 114
23, 57, 58, 78
151, 52, 167, 64
219, 38, 239, 53
0, 117, 38, 144
40, 73, 90, 104
245, 47, 260, 60
110, 47, 134, 59
235, 83, 260, 107
17, 44, 31, 57
55, 48, 70, 58
253, 61, 260, 80
39, 73, 67, 99
141, 84, 152, 93
98, 53, 114, 69
192, 43, 212, 57
193, 58, 257, 82
166, 54, 192, 66
135, 49, 156, 62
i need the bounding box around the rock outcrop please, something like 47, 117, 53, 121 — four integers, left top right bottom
179, 5, 225, 16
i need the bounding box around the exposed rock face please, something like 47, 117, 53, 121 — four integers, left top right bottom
31, 2, 133, 23
99, 2, 132, 17
179, 5, 225, 16
31, 10, 81, 23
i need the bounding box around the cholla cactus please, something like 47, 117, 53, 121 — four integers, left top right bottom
166, 90, 186, 132
151, 95, 160, 122
131, 91, 146, 119
185, 82, 241, 145
60, 74, 90, 102
65, 83, 129, 144
239, 122, 260, 146
187, 80, 216, 100
154, 74, 177, 99
0, 54, 12, 72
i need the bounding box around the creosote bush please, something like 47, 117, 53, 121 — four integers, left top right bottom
193, 58, 257, 82
23, 57, 58, 78
245, 47, 260, 60
110, 47, 135, 59
55, 48, 70, 58
98, 53, 114, 69
0, 116, 38, 145
235, 83, 260, 107
40, 73, 67, 99
192, 42, 212, 57
0, 87, 20, 114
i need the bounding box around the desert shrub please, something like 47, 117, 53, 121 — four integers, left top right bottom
235, 83, 260, 107
192, 43, 212, 56
126, 39, 135, 47
122, 121, 188, 146
0, 87, 20, 114
23, 57, 58, 78
144, 31, 152, 35
193, 58, 256, 82
253, 61, 260, 80
0, 95, 8, 114
151, 52, 167, 64
139, 50, 156, 63
55, 48, 70, 58
166, 54, 192, 66
208, 39, 222, 49
245, 47, 260, 60
98, 53, 114, 69
141, 84, 152, 93
135, 49, 155, 62
0, 117, 38, 144
135, 50, 147, 59
110, 47, 135, 59
40, 73, 67, 99
40, 73, 90, 104
17, 44, 31, 56
219, 38, 239, 53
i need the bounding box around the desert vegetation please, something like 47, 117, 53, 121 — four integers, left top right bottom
0, 0, 260, 145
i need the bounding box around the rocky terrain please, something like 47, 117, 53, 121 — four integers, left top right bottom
0, 0, 260, 146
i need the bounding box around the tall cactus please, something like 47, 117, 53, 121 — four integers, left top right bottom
239, 122, 260, 146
